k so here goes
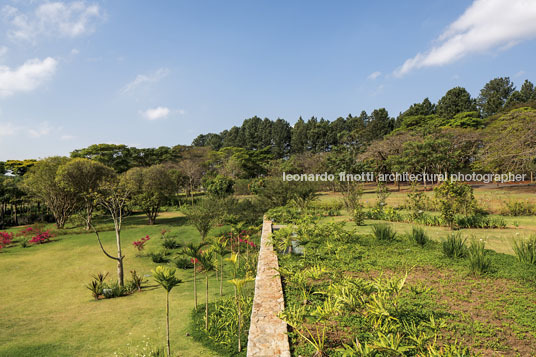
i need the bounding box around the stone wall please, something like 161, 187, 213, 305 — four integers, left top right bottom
246, 219, 290, 357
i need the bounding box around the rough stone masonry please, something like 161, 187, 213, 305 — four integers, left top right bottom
246, 219, 291, 357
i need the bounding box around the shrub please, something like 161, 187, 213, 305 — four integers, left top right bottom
502, 200, 536, 216
102, 281, 130, 298
133, 235, 150, 251
0, 231, 14, 250
467, 240, 491, 275
29, 230, 53, 244
512, 236, 536, 265
174, 257, 194, 269
162, 238, 181, 250
371, 224, 397, 242
442, 233, 467, 258
352, 207, 366, 226
150, 251, 169, 263
434, 181, 477, 228
129, 270, 147, 292
409, 227, 429, 247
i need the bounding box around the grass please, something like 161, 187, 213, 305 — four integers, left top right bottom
0, 211, 235, 357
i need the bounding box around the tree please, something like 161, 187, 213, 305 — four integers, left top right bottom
363, 108, 393, 142
56, 158, 115, 229
477, 77, 515, 117
23, 157, 78, 229
291, 117, 308, 153
197, 251, 217, 330
506, 80, 536, 107
436, 87, 476, 119
152, 266, 182, 357
177, 159, 204, 204
205, 175, 234, 198
211, 238, 229, 296
184, 199, 215, 240
182, 242, 208, 311
71, 144, 134, 173
228, 276, 254, 352
91, 174, 132, 286
434, 181, 476, 228
123, 165, 174, 225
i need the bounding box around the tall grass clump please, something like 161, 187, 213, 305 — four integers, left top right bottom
442, 233, 467, 258
512, 236, 536, 265
409, 226, 429, 247
467, 240, 492, 275
372, 224, 396, 242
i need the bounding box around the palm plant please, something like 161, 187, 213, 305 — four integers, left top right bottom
197, 251, 217, 330
228, 276, 254, 353
211, 238, 229, 296
182, 241, 207, 311
225, 252, 239, 299
152, 266, 182, 357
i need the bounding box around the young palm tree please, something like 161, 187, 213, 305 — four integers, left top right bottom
225, 252, 239, 299
182, 241, 207, 311
211, 238, 229, 296
228, 276, 254, 353
152, 266, 182, 357
197, 251, 217, 330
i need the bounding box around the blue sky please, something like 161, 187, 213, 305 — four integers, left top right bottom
1, 0, 535, 160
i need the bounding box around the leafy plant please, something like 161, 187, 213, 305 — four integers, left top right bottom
409, 226, 429, 247
442, 233, 467, 258
152, 266, 182, 357
467, 240, 491, 275
129, 270, 146, 292
174, 257, 194, 269
132, 235, 150, 251
149, 250, 169, 263
162, 238, 181, 249
512, 236, 536, 265
371, 224, 397, 242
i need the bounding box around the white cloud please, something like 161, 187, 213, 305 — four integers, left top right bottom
28, 122, 52, 138
0, 122, 18, 136
394, 0, 536, 77
0, 57, 57, 97
60, 134, 76, 140
0, 46, 7, 58
71, 48, 79, 55
368, 71, 381, 80
2, 1, 102, 42
120, 68, 170, 94
141, 106, 170, 120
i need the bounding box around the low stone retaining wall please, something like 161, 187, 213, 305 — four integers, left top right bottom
246, 219, 291, 357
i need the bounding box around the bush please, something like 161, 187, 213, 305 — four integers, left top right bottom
162, 238, 181, 250
352, 207, 366, 226
442, 233, 467, 258
150, 251, 169, 263
502, 200, 536, 216
371, 224, 396, 242
409, 227, 429, 247
174, 257, 194, 269
512, 236, 536, 265
467, 240, 492, 275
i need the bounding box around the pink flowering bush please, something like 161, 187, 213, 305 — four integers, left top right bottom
0, 231, 14, 250
133, 235, 150, 251
29, 230, 53, 244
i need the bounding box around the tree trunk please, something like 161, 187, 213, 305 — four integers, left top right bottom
115, 227, 124, 286
422, 170, 427, 190
220, 257, 223, 296
193, 262, 197, 311
205, 274, 209, 330
166, 292, 171, 357
237, 293, 242, 352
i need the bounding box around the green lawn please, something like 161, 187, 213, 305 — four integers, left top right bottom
0, 212, 233, 357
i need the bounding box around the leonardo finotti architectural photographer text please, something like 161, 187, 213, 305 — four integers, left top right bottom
282, 172, 527, 184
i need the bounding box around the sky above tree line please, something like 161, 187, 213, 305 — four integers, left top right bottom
0, 0, 535, 161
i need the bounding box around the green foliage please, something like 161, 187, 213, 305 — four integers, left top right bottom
372, 224, 397, 242
204, 175, 234, 198
512, 236, 536, 265
467, 240, 492, 275
152, 266, 182, 292
434, 181, 477, 228
442, 233, 467, 258
174, 257, 194, 269
162, 238, 181, 250
502, 200, 536, 216
446, 111, 484, 128
183, 199, 215, 240
478, 77, 515, 117
436, 86, 476, 119
375, 182, 390, 211
409, 227, 429, 247
150, 250, 169, 263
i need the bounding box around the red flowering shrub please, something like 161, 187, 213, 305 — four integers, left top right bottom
0, 231, 14, 249
29, 230, 53, 244
133, 235, 150, 251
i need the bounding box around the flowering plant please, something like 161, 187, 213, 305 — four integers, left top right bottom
29, 230, 53, 244
133, 235, 150, 251
0, 231, 14, 249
